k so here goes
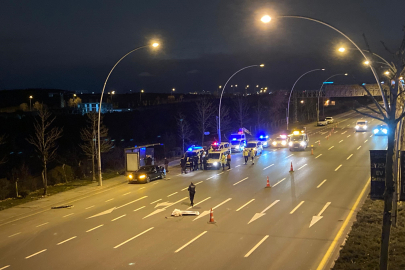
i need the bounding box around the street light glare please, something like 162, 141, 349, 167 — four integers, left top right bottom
385, 71, 390, 75
141, 89, 144, 93
29, 95, 33, 99
364, 60, 370, 65
152, 43, 159, 48
260, 64, 265, 67
344, 73, 348, 76
261, 15, 271, 23
321, 69, 325, 71
338, 47, 345, 52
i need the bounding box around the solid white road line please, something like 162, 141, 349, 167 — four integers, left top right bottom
317, 180, 327, 188
335, 164, 342, 171
187, 197, 211, 209
175, 231, 207, 253
111, 214, 126, 221
364, 139, 368, 143
347, 135, 351, 138
133, 206, 146, 212
244, 235, 269, 258
116, 196, 148, 209
8, 232, 21, 237
167, 192, 178, 197
213, 198, 232, 210
357, 146, 362, 150
315, 154, 322, 159
236, 199, 255, 212
36, 222, 49, 228
63, 213, 74, 218
85, 205, 95, 209
0, 265, 10, 270
297, 164, 307, 170
123, 192, 131, 196
57, 236, 77, 245
262, 164, 274, 170
86, 224, 104, 232
233, 177, 249, 186
272, 178, 286, 187
195, 181, 204, 185
113, 227, 154, 249
347, 154, 353, 160
328, 146, 334, 150
290, 201, 305, 214
25, 249, 47, 259
105, 198, 114, 202
150, 199, 162, 204
285, 154, 294, 158
339, 140, 343, 143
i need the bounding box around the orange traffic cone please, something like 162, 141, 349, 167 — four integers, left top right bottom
318, 140, 321, 146
208, 208, 216, 224
311, 148, 314, 155
266, 176, 271, 188
290, 162, 294, 172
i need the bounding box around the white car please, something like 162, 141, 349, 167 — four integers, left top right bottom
317, 119, 328, 126
244, 141, 263, 155
325, 117, 334, 124
355, 120, 368, 132
210, 142, 231, 153
206, 149, 230, 170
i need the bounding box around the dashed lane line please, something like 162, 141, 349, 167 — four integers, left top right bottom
347, 135, 351, 138
233, 177, 249, 186
317, 180, 327, 188
111, 215, 126, 222
370, 134, 373, 137
341, 131, 347, 134
8, 232, 21, 238
315, 154, 322, 159
86, 224, 104, 232
236, 165, 241, 168
244, 235, 269, 258
328, 146, 334, 150
181, 187, 188, 191
290, 201, 305, 214
298, 164, 307, 170
57, 236, 77, 245
357, 146, 362, 150
0, 265, 10, 270
263, 164, 274, 170
195, 181, 204, 185
206, 176, 215, 180
133, 206, 146, 212
139, 187, 145, 190
339, 140, 343, 143
36, 222, 49, 228
150, 199, 162, 204
364, 139, 368, 143
113, 227, 154, 249
273, 178, 286, 187
187, 197, 211, 210
63, 213, 74, 218
347, 154, 353, 160
85, 205, 95, 210
167, 192, 178, 197
116, 196, 148, 209
105, 198, 114, 202
25, 249, 47, 259
123, 192, 131, 196
175, 231, 207, 253
236, 199, 255, 211
285, 154, 294, 159
335, 165, 343, 171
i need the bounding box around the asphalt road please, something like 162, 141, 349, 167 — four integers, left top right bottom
0, 110, 386, 270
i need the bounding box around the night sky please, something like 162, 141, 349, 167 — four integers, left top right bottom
1, 0, 404, 93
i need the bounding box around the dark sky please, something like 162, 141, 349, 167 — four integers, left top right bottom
1, 0, 404, 93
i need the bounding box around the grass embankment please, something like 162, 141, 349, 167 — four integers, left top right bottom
0, 171, 121, 211
333, 198, 405, 270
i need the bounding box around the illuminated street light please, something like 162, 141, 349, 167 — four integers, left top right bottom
300, 100, 304, 104
152, 43, 159, 48
385, 71, 390, 75
261, 15, 271, 23
338, 47, 345, 52
29, 95, 33, 111
364, 60, 370, 65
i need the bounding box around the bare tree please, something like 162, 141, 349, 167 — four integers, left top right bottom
27, 108, 63, 195
255, 99, 263, 130
351, 33, 405, 270
176, 112, 193, 153
234, 97, 249, 127
80, 113, 113, 182
195, 97, 215, 145
218, 105, 232, 141
68, 97, 82, 108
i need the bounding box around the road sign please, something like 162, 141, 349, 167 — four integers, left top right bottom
370, 150, 386, 200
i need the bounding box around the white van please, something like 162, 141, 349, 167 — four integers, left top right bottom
206, 149, 230, 170
244, 141, 263, 155
355, 120, 368, 132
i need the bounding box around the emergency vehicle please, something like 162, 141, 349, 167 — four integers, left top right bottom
229, 128, 250, 152
183, 146, 204, 169
288, 130, 309, 151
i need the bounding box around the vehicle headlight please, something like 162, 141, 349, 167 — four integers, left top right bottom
373, 129, 379, 134
213, 162, 218, 166
128, 174, 133, 179
272, 141, 277, 146
383, 129, 388, 134
253, 148, 256, 150
139, 175, 146, 179
355, 125, 359, 129
235, 145, 240, 149
263, 142, 268, 146
281, 141, 286, 146
289, 142, 293, 146
363, 126, 367, 129
300, 141, 306, 146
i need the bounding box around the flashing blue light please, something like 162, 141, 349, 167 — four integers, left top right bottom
232, 138, 237, 141
187, 147, 192, 151
323, 82, 334, 84
259, 135, 264, 139
265, 135, 269, 139
383, 129, 388, 134
362, 83, 366, 85
373, 129, 379, 134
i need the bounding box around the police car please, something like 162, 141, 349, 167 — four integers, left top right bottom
257, 134, 270, 148
210, 142, 231, 153
206, 149, 230, 170
271, 134, 289, 148
230, 138, 245, 152
245, 141, 263, 155
183, 146, 204, 168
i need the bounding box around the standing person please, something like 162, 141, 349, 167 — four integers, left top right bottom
251, 149, 255, 165
164, 157, 169, 173
188, 156, 194, 171
203, 154, 208, 170
180, 156, 187, 174
188, 182, 196, 206
199, 154, 204, 170
243, 148, 249, 164
221, 153, 226, 171
193, 155, 199, 171
146, 155, 152, 165
226, 152, 231, 169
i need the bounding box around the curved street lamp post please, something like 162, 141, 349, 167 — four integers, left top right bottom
97, 43, 159, 186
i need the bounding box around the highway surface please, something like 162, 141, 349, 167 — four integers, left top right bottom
0, 110, 386, 270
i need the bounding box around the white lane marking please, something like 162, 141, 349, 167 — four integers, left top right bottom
195, 181, 204, 185
36, 222, 49, 228
111, 214, 126, 221
236, 165, 241, 168
314, 140, 320, 143
347, 135, 351, 138
334, 131, 338, 134
364, 139, 368, 143
357, 146, 362, 150
139, 187, 145, 190
167, 192, 178, 197
25, 249, 47, 259
285, 154, 294, 158
0, 265, 10, 270
152, 182, 159, 185
213, 198, 232, 210
116, 196, 148, 209
260, 200, 280, 214
57, 236, 77, 245
206, 176, 215, 180
85, 205, 95, 209
218, 172, 224, 175
123, 192, 131, 196
105, 198, 114, 202
263, 164, 274, 170
370, 134, 373, 137
318, 202, 331, 216
187, 197, 211, 209
317, 179, 327, 188
297, 164, 307, 170
233, 177, 249, 186
113, 227, 154, 249
8, 232, 21, 237
236, 199, 255, 212
244, 235, 269, 258
273, 178, 286, 187
150, 199, 162, 204
339, 140, 343, 143
315, 154, 322, 159
181, 187, 188, 191
63, 213, 74, 218
290, 201, 305, 214
86, 224, 104, 232
328, 146, 334, 150
320, 131, 328, 135
335, 164, 343, 171
347, 124, 350, 126
347, 154, 353, 160
133, 206, 146, 212
341, 131, 347, 134
174, 231, 207, 253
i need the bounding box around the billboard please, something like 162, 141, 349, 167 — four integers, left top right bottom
370, 150, 386, 200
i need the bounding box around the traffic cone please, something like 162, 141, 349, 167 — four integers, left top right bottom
318, 140, 321, 146
311, 148, 314, 155
290, 162, 294, 172
208, 208, 216, 224
266, 176, 271, 188
327, 135, 329, 140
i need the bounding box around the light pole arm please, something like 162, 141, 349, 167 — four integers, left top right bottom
97, 45, 148, 186
317, 73, 347, 122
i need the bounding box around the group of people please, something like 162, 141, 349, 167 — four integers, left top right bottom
242, 148, 257, 165
180, 153, 207, 174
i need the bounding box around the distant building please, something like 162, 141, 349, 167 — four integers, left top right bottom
77, 102, 112, 114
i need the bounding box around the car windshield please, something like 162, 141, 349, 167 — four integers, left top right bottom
326, 117, 332, 119
246, 143, 257, 148
138, 166, 152, 172
208, 153, 220, 159
231, 141, 240, 145
357, 122, 366, 125
290, 135, 304, 141
185, 152, 197, 157
275, 138, 285, 142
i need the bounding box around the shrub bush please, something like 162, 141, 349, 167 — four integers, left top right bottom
48, 165, 75, 185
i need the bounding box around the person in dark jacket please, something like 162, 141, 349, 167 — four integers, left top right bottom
180, 156, 187, 174
188, 182, 196, 206
203, 155, 208, 170
164, 158, 169, 173
189, 156, 194, 171
193, 155, 199, 171
199, 154, 203, 170
146, 155, 153, 165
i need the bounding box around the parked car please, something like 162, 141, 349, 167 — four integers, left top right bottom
317, 119, 328, 126
325, 117, 334, 124
373, 124, 388, 136
128, 165, 166, 183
